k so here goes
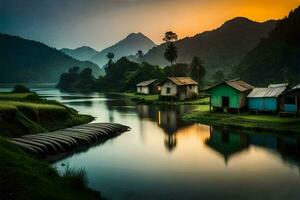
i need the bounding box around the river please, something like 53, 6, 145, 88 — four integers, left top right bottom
11, 88, 300, 199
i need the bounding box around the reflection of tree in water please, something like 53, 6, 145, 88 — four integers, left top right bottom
164, 134, 177, 152
135, 103, 196, 151
158, 105, 194, 152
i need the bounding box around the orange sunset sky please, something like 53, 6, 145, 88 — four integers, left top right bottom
1, 0, 300, 49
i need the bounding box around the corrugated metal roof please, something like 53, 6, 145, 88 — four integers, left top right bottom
136, 79, 157, 87
281, 84, 300, 95
167, 77, 198, 86
268, 83, 289, 88
248, 85, 287, 98
292, 84, 300, 90
226, 79, 254, 92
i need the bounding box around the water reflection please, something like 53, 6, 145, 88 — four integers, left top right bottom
6, 88, 300, 200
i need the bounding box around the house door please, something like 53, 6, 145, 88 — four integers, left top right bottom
222, 96, 229, 108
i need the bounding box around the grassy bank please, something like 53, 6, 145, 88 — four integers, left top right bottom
0, 91, 102, 200
0, 137, 101, 200
0, 92, 93, 137
183, 105, 300, 133
116, 92, 209, 105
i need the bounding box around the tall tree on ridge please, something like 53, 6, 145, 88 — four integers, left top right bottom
163, 31, 178, 76
106, 52, 115, 66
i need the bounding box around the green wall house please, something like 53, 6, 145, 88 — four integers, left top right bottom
207, 79, 254, 112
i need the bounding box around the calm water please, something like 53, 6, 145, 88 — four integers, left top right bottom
7, 88, 300, 199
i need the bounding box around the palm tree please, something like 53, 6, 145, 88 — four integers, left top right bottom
163, 31, 178, 75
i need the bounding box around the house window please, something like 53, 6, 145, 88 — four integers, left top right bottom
285, 96, 296, 104
166, 87, 171, 94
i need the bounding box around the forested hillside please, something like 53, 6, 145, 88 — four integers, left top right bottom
237, 6, 300, 85
0, 34, 101, 83
142, 17, 275, 79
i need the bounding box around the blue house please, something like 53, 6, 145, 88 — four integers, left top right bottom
279, 84, 300, 116
247, 83, 288, 112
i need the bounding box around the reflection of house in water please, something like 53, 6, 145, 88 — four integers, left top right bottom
206, 127, 300, 169
205, 127, 249, 164
136, 105, 158, 121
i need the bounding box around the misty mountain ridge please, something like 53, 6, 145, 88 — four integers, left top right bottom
141, 17, 276, 79
90, 32, 156, 67
61, 46, 99, 61
0, 33, 102, 83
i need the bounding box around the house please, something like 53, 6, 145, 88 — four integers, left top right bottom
159, 77, 198, 101
207, 79, 254, 112
279, 84, 300, 116
247, 83, 288, 112
136, 79, 159, 94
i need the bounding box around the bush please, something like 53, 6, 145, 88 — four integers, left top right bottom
12, 85, 30, 93
61, 165, 88, 190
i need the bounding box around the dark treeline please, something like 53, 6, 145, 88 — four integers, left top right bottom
57, 56, 206, 92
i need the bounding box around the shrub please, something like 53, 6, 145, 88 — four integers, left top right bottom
12, 85, 30, 93
61, 165, 88, 190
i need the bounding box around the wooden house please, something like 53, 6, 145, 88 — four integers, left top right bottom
159, 77, 198, 101
136, 79, 159, 94
247, 83, 288, 112
207, 79, 254, 112
279, 84, 300, 116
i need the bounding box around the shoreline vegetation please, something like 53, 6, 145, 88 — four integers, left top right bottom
114, 92, 210, 105
183, 105, 300, 134
0, 88, 103, 200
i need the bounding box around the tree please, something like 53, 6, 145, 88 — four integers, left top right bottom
106, 52, 115, 66
163, 31, 178, 42
136, 50, 144, 60
164, 43, 178, 67
190, 57, 205, 83
106, 52, 115, 60
213, 70, 224, 82
12, 85, 30, 93
163, 31, 178, 75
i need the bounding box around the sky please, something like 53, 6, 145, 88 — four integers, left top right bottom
0, 0, 300, 50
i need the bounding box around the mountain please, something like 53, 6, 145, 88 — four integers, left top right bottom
90, 32, 156, 67
0, 34, 101, 83
237, 5, 300, 86
141, 17, 276, 79
61, 46, 99, 61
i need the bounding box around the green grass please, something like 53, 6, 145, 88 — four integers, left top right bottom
0, 96, 93, 137
0, 92, 100, 199
0, 137, 102, 200
116, 92, 209, 105
183, 105, 300, 133
0, 92, 40, 101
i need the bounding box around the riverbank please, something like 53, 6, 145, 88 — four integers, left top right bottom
0, 91, 103, 200
115, 92, 209, 105
0, 92, 94, 137
183, 105, 300, 134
